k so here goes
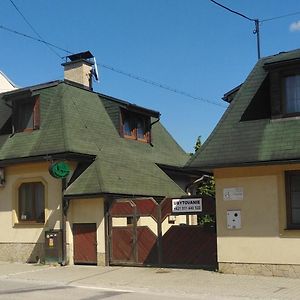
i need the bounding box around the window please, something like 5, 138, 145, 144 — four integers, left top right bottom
284, 75, 300, 114
13, 96, 40, 132
121, 110, 150, 143
285, 171, 300, 229
18, 182, 45, 223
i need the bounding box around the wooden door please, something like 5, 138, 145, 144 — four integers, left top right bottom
73, 223, 97, 265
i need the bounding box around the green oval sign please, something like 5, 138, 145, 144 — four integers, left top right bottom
49, 162, 70, 179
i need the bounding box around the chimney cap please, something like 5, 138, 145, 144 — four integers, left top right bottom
66, 51, 94, 62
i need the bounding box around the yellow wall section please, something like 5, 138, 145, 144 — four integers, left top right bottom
215, 164, 300, 265
0, 162, 62, 243
67, 198, 105, 264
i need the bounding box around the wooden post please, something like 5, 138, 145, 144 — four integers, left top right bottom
157, 199, 163, 267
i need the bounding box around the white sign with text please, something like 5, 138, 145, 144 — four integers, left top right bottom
172, 198, 202, 213
223, 187, 243, 201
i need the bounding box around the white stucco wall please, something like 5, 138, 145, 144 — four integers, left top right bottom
215, 164, 300, 265
67, 198, 105, 265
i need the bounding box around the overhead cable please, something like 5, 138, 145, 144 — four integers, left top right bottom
261, 11, 300, 23
0, 24, 226, 109
209, 0, 255, 21
8, 0, 62, 58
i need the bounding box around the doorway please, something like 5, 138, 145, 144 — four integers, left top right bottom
73, 223, 97, 265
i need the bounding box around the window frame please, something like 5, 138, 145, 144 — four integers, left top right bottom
12, 95, 40, 133
18, 181, 45, 224
281, 70, 300, 117
285, 171, 300, 229
120, 110, 151, 143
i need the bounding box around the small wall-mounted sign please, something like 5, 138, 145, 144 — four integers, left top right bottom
172, 198, 202, 214
49, 161, 70, 179
223, 187, 243, 201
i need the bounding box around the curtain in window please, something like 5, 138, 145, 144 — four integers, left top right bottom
19, 183, 33, 221
19, 182, 45, 222
285, 75, 300, 113
136, 118, 145, 139
34, 183, 45, 222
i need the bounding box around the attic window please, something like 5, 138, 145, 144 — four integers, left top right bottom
284, 75, 300, 114
13, 96, 40, 132
264, 61, 300, 118
121, 110, 150, 143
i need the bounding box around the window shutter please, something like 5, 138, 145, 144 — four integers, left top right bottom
33, 97, 40, 130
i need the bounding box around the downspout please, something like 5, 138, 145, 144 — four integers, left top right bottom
61, 178, 68, 266
149, 117, 160, 147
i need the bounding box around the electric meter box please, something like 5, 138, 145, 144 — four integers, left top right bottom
45, 229, 63, 264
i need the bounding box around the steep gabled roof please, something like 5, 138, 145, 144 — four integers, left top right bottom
0, 81, 188, 197
187, 49, 300, 171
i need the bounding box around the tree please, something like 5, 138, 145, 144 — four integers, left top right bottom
197, 177, 215, 197
194, 136, 202, 153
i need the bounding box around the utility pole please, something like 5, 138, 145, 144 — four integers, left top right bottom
253, 19, 261, 60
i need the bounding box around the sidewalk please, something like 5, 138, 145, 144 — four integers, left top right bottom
0, 262, 300, 299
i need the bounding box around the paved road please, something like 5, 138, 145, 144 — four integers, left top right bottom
0, 277, 230, 300
0, 262, 300, 299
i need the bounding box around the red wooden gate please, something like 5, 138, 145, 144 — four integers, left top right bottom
109, 196, 217, 268
109, 199, 158, 265
73, 223, 97, 265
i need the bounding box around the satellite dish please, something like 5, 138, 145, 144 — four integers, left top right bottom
93, 57, 99, 82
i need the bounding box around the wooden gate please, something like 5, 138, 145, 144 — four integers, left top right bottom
73, 223, 97, 265
108, 196, 217, 268
109, 198, 158, 265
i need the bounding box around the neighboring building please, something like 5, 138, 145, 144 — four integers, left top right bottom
0, 71, 17, 92
187, 49, 300, 278
0, 51, 192, 265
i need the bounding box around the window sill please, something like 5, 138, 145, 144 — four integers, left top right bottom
280, 228, 300, 238
271, 115, 300, 122
14, 222, 45, 228
123, 135, 150, 144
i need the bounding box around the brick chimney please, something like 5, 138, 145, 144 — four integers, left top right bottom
62, 51, 96, 90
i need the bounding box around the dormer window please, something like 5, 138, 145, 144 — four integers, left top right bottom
121, 110, 150, 143
264, 60, 300, 118
13, 96, 40, 132
284, 75, 300, 114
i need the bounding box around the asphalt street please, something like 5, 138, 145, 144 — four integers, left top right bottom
0, 262, 300, 299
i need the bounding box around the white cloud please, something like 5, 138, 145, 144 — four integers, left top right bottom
290, 21, 300, 32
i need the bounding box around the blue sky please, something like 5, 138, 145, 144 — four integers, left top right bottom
1, 0, 300, 152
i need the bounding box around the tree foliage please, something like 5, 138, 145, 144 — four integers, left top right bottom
194, 136, 202, 153
197, 177, 215, 197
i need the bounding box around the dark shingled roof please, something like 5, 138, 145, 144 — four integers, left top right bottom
0, 81, 189, 197
187, 49, 300, 170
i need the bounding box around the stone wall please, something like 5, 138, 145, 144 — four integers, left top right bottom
219, 262, 300, 278
0, 243, 44, 263
97, 253, 106, 266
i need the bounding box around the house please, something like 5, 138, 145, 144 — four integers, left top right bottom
0, 70, 17, 92
0, 51, 193, 265
187, 48, 300, 278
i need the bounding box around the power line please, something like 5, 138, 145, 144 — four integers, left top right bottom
210, 0, 300, 60
209, 0, 255, 21
99, 63, 226, 108
0, 25, 73, 54
0, 24, 226, 109
209, 0, 261, 58
261, 11, 300, 23
8, 0, 62, 58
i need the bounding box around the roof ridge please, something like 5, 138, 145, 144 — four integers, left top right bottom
186, 59, 266, 168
